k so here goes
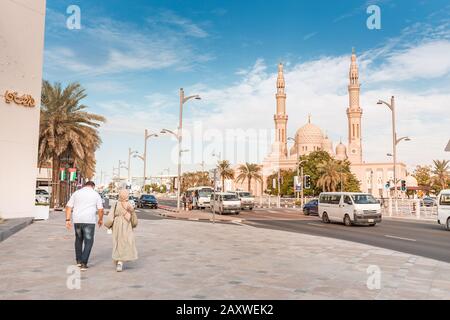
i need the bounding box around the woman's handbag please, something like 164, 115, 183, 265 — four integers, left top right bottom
131, 210, 138, 228
104, 203, 117, 229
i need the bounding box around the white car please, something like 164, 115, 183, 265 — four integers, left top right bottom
437, 189, 450, 230
318, 192, 382, 226
128, 196, 136, 209
35, 188, 50, 204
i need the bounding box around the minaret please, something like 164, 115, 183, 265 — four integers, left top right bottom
273, 63, 288, 158
346, 48, 363, 164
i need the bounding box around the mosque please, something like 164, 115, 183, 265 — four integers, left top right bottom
238, 49, 408, 197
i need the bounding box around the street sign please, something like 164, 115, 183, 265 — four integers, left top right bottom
294, 176, 302, 192
272, 178, 276, 189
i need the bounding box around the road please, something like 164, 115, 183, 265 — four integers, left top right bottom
154, 198, 450, 263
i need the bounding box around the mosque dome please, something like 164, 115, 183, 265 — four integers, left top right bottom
335, 142, 347, 160
405, 175, 418, 187
295, 116, 324, 145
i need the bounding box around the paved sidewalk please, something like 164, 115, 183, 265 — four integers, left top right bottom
0, 218, 33, 242
159, 206, 243, 223
1, 212, 450, 299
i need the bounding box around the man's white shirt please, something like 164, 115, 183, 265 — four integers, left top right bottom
67, 187, 103, 224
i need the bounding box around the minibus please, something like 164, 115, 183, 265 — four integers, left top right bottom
437, 189, 450, 230
318, 192, 382, 226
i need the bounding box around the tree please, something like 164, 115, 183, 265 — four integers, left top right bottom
432, 160, 450, 193
216, 160, 234, 191
413, 165, 432, 187
316, 159, 343, 192
39, 81, 105, 207
181, 171, 211, 192
236, 163, 262, 194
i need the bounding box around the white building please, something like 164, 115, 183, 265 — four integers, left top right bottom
0, 0, 46, 218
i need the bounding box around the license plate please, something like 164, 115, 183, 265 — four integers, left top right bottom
368, 219, 374, 223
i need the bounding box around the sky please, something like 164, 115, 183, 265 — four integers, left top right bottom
42, 0, 450, 184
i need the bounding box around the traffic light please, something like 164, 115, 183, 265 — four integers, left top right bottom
304, 175, 311, 189
401, 180, 407, 192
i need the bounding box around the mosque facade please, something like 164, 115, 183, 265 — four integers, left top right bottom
250, 49, 408, 197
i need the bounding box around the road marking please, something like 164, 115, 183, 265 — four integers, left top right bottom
384, 235, 417, 242
307, 223, 326, 227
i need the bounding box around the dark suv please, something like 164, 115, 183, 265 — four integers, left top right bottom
303, 199, 318, 216
138, 194, 158, 209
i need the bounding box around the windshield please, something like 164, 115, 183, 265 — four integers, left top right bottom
36, 189, 48, 195
223, 194, 239, 201
199, 191, 212, 197
239, 192, 252, 197
142, 195, 155, 200
440, 194, 450, 205
351, 194, 378, 204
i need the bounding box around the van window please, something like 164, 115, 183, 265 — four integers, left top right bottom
440, 194, 450, 205
330, 195, 341, 205
344, 196, 353, 205
351, 194, 378, 204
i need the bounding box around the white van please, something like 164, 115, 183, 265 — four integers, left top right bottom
234, 191, 255, 210
437, 189, 450, 230
210, 192, 241, 215
318, 192, 382, 226
187, 186, 213, 209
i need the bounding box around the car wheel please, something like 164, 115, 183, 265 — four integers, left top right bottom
446, 218, 450, 231
344, 214, 352, 226
304, 208, 310, 216
322, 212, 330, 223
249, 207, 253, 210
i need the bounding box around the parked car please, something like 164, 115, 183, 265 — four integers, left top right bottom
233, 191, 255, 210
128, 196, 136, 209
421, 196, 436, 207
210, 192, 241, 215
137, 194, 158, 209
437, 189, 450, 230
318, 192, 381, 226
303, 199, 318, 216
35, 188, 50, 204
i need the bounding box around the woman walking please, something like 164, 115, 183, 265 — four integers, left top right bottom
107, 189, 138, 272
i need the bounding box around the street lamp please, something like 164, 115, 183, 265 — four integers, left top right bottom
118, 160, 126, 183
288, 137, 307, 208
128, 148, 139, 183
377, 96, 410, 213
161, 88, 201, 213
143, 130, 158, 187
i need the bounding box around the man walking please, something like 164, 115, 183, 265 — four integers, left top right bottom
65, 181, 104, 271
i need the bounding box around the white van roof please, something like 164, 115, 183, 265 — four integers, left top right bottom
319, 192, 372, 196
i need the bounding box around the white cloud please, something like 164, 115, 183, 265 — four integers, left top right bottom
368, 40, 450, 82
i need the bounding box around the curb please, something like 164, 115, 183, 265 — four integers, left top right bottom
0, 218, 34, 242
157, 206, 243, 224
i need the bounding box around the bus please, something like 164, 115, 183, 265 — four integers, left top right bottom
186, 186, 214, 209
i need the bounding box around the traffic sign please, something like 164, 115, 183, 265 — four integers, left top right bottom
294, 176, 302, 192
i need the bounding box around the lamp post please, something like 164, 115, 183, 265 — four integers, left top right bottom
288, 137, 306, 208
160, 89, 201, 213
127, 148, 139, 184
143, 130, 158, 187
118, 160, 126, 184
377, 96, 410, 214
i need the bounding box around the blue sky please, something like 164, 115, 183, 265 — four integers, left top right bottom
43, 0, 450, 184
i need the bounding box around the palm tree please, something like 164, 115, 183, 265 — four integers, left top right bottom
217, 160, 234, 191
236, 163, 262, 194
316, 159, 346, 192
39, 81, 105, 207
432, 160, 450, 191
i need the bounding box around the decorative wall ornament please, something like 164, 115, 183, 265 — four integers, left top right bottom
3, 90, 36, 107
